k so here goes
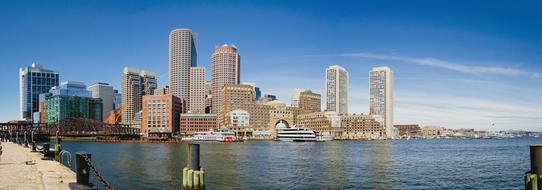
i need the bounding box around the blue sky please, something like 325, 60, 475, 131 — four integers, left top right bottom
1, 0, 541, 130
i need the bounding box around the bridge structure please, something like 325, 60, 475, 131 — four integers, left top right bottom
0, 118, 141, 142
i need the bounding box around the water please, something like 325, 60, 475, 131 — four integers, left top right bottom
58, 138, 540, 189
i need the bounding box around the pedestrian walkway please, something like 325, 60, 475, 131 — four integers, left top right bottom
0, 142, 76, 190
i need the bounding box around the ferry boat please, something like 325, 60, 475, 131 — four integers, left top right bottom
193, 128, 239, 142
275, 126, 317, 142
316, 132, 333, 142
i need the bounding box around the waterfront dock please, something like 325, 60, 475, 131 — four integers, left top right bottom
0, 142, 76, 190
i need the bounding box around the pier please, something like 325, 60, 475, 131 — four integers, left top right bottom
0, 142, 76, 189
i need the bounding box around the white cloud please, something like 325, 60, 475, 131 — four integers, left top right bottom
338, 52, 541, 78
393, 92, 542, 131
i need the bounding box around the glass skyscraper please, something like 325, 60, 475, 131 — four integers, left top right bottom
19, 63, 59, 121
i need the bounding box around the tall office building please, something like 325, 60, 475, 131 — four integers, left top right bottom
211, 44, 240, 114
298, 90, 321, 114
291, 88, 306, 107
189, 67, 206, 113
19, 63, 59, 121
370, 66, 394, 138
325, 65, 349, 114
88, 82, 114, 121
169, 28, 197, 105
140, 70, 157, 96
121, 67, 142, 124
113, 89, 122, 110
121, 67, 157, 124
204, 80, 212, 113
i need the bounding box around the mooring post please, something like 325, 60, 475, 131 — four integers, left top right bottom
188, 143, 200, 171
182, 143, 204, 190
526, 144, 542, 190
69, 152, 98, 190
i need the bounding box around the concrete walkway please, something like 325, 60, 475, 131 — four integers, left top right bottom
0, 142, 76, 190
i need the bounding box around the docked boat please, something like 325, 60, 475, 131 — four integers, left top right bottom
316, 132, 333, 142
275, 126, 317, 142
193, 128, 239, 142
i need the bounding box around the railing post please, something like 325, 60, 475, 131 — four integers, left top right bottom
69, 152, 97, 190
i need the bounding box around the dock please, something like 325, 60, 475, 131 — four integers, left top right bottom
0, 142, 76, 190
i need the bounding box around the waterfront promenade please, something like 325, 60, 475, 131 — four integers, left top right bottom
0, 142, 76, 190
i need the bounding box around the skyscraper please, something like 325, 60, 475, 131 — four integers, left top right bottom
211, 44, 240, 114
88, 82, 114, 121
298, 90, 321, 114
19, 63, 59, 121
121, 67, 142, 124
140, 70, 157, 96
325, 65, 348, 114
370, 66, 394, 138
169, 28, 197, 105
189, 67, 206, 113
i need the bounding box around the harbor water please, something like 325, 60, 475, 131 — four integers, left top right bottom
59, 137, 539, 189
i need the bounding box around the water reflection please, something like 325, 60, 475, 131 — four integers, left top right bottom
366, 141, 394, 189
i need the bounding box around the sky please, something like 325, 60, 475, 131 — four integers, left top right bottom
0, 0, 541, 131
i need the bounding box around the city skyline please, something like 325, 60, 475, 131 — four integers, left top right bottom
1, 1, 541, 130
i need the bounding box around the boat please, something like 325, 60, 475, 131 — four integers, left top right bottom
275, 126, 317, 142
193, 131, 218, 141
215, 128, 237, 142
316, 132, 333, 142
193, 128, 239, 142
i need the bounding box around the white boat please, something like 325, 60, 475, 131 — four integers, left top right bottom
193, 128, 238, 142
316, 132, 333, 142
275, 126, 317, 142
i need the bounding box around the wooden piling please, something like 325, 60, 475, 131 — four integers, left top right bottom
526, 144, 542, 190
182, 143, 204, 190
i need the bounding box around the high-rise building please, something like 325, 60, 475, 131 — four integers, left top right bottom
19, 63, 59, 121
169, 28, 197, 105
88, 82, 114, 120
211, 44, 240, 114
121, 67, 142, 124
204, 80, 212, 113
121, 67, 157, 124
45, 81, 102, 124
325, 65, 349, 114
154, 86, 169, 95
189, 67, 206, 113
298, 90, 321, 114
141, 94, 183, 138
140, 70, 157, 96
113, 89, 122, 110
370, 66, 394, 138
